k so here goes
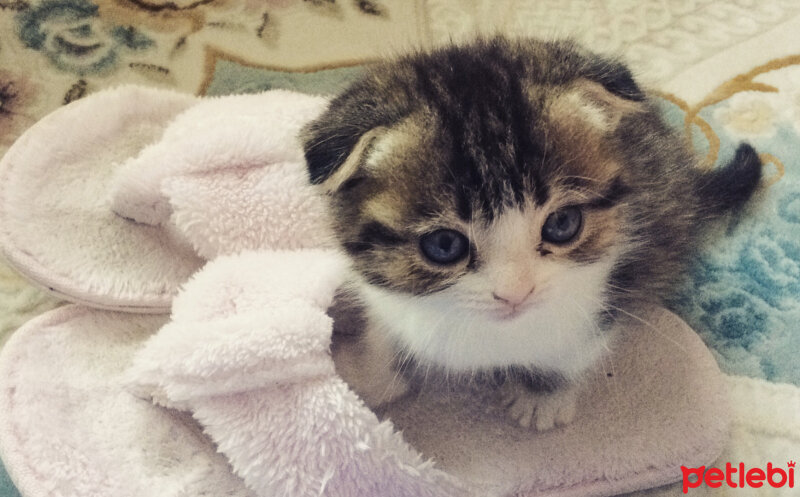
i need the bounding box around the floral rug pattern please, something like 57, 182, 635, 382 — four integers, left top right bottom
0, 0, 423, 151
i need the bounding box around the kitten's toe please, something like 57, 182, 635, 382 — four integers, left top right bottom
536, 391, 577, 431
509, 393, 537, 428
500, 382, 538, 429
554, 394, 578, 426
533, 388, 578, 431
499, 382, 578, 431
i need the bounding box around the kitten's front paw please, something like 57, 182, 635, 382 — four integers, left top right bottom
499, 382, 578, 431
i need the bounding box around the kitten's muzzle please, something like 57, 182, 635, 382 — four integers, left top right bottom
492, 286, 536, 320
492, 286, 535, 307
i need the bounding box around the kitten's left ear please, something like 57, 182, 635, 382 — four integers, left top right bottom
548, 56, 647, 134
550, 76, 646, 134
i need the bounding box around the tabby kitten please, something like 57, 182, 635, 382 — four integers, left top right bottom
302, 37, 762, 430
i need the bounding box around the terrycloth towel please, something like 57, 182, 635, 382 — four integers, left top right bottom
0, 85, 730, 497
126, 250, 467, 497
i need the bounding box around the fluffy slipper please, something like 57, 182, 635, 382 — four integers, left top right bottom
0, 248, 729, 497
0, 86, 199, 312
0, 86, 331, 313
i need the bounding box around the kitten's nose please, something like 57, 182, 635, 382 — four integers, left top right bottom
492, 286, 535, 307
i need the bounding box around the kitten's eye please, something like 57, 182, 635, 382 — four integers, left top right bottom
542, 206, 583, 244
420, 229, 469, 264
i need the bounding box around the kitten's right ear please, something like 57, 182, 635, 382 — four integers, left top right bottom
302, 82, 397, 187
317, 127, 386, 193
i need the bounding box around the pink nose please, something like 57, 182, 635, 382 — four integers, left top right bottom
492, 286, 535, 307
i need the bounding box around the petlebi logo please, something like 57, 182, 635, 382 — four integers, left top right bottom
681, 461, 795, 493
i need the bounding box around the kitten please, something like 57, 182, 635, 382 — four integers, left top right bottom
302, 37, 762, 430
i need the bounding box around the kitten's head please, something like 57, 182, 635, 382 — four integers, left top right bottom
303, 38, 696, 375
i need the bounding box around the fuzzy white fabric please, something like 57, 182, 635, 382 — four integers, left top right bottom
0, 86, 202, 312
127, 250, 466, 497
2, 300, 795, 497
0, 86, 332, 312
109, 90, 333, 260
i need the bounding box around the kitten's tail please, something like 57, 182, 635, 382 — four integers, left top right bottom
696, 143, 762, 217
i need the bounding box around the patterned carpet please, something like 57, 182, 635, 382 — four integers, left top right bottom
0, 1, 798, 496
0, 0, 427, 348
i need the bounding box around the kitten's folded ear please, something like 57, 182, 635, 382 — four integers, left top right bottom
549, 77, 646, 135
548, 55, 647, 133
302, 82, 398, 187
584, 56, 645, 103
316, 127, 386, 193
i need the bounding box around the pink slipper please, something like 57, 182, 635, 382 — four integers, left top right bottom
0, 86, 331, 313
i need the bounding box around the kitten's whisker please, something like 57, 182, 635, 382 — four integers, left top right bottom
540, 126, 549, 172
388, 345, 411, 375
424, 360, 434, 387
598, 349, 622, 411
566, 294, 623, 408
552, 154, 583, 170
603, 282, 635, 294
390, 344, 413, 374
418, 302, 468, 385
469, 208, 480, 253
588, 297, 689, 354
560, 175, 605, 184
305, 129, 363, 150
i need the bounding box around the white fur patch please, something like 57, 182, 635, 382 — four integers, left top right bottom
560, 91, 612, 131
